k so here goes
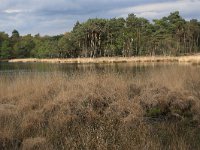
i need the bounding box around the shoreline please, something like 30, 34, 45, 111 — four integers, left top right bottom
4, 55, 200, 65
0, 59, 9, 62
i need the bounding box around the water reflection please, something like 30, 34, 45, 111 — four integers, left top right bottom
0, 62, 197, 77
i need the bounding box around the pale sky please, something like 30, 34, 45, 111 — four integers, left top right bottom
0, 0, 199, 35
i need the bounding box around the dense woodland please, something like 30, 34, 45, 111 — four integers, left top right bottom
0, 11, 200, 59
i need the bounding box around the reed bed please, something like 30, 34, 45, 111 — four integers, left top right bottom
0, 67, 200, 149
8, 55, 200, 64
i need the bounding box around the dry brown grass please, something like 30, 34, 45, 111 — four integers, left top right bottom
0, 68, 200, 150
8, 55, 200, 64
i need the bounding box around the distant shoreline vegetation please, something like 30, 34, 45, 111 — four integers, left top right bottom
0, 11, 200, 59
6, 55, 200, 65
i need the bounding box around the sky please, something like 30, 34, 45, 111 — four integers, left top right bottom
0, 0, 200, 36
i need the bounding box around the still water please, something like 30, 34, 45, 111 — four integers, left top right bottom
0, 62, 199, 76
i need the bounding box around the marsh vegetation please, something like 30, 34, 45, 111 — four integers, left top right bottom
0, 65, 200, 149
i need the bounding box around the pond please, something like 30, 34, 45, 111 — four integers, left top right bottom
0, 61, 199, 77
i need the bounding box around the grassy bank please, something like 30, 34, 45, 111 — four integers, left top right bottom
0, 59, 9, 62
7, 55, 200, 64
0, 68, 200, 149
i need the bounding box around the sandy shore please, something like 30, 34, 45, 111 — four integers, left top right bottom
7, 55, 200, 64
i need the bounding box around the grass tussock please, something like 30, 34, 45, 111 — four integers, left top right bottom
0, 68, 200, 150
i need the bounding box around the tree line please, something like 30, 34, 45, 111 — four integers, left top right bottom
0, 11, 200, 59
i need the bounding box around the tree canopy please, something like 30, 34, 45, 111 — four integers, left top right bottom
1, 11, 200, 59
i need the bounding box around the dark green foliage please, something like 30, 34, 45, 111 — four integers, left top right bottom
0, 40, 11, 59
0, 11, 200, 59
14, 34, 35, 58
